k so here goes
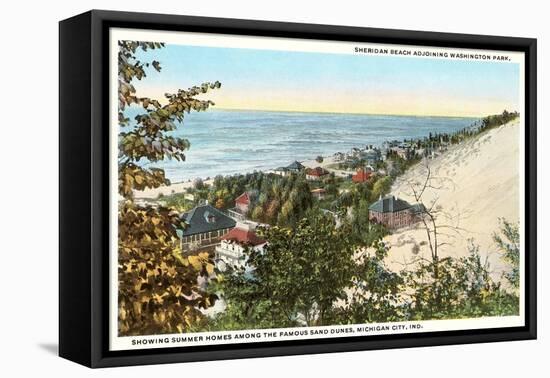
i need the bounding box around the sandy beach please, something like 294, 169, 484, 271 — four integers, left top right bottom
134, 154, 352, 199
134, 179, 214, 199
384, 119, 521, 280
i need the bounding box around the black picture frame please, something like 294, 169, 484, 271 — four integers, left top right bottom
59, 9, 537, 368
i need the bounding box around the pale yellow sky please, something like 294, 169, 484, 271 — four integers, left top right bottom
140, 85, 518, 117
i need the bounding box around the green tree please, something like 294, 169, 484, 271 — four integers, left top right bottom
404, 240, 519, 320
349, 199, 370, 239
251, 205, 264, 221
213, 212, 385, 328
371, 176, 392, 201
215, 197, 225, 209
265, 199, 280, 223
333, 240, 404, 324
493, 218, 520, 289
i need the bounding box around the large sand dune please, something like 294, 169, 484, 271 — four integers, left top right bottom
385, 120, 521, 280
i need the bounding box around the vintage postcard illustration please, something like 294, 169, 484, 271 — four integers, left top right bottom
109, 29, 524, 350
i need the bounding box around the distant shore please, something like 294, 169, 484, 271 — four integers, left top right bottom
132, 114, 497, 201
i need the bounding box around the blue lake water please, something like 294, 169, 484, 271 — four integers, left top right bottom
125, 108, 478, 182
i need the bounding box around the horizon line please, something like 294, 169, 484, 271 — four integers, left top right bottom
210, 106, 501, 119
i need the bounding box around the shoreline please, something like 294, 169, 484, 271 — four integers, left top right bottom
133, 115, 510, 200
132, 118, 521, 284
134, 152, 353, 199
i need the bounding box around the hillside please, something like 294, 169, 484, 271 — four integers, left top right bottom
385, 119, 521, 280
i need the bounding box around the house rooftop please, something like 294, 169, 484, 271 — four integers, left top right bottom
369, 196, 413, 213
221, 227, 266, 246
286, 161, 305, 170
179, 203, 236, 237
306, 167, 329, 176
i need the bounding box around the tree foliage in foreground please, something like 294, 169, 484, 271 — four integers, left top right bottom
117, 41, 221, 335
210, 218, 520, 330
331, 239, 405, 324
209, 212, 400, 329
404, 241, 519, 320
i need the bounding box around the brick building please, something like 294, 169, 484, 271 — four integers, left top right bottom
352, 168, 372, 183
368, 195, 424, 229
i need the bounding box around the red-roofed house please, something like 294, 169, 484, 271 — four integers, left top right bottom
214, 223, 267, 271
305, 167, 329, 181
221, 226, 266, 246
235, 192, 251, 213
352, 168, 372, 183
